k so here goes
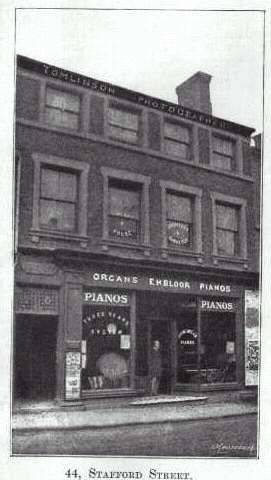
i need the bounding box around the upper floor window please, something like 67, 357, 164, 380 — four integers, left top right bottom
109, 181, 141, 243
164, 121, 191, 160
211, 191, 247, 261
166, 193, 193, 248
160, 180, 202, 255
101, 167, 151, 249
108, 107, 139, 144
216, 203, 239, 256
212, 136, 235, 171
31, 154, 89, 241
45, 87, 80, 130
40, 167, 78, 232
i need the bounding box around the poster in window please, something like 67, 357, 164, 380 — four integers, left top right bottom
245, 290, 260, 386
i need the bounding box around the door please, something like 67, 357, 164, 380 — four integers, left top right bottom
15, 315, 57, 400
151, 320, 172, 394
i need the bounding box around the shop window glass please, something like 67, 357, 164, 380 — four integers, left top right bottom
167, 193, 193, 248
164, 121, 191, 160
213, 136, 235, 171
177, 311, 198, 384
82, 304, 131, 390
45, 87, 80, 130
40, 167, 78, 232
108, 107, 139, 144
216, 203, 239, 256
200, 312, 236, 383
109, 183, 141, 243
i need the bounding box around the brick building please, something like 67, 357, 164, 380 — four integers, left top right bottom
14, 55, 260, 404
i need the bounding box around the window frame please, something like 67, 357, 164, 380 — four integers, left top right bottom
101, 167, 151, 248
166, 192, 194, 250
39, 167, 78, 233
108, 182, 141, 244
44, 85, 81, 131
162, 118, 192, 161
210, 133, 241, 173
211, 191, 247, 260
106, 101, 142, 146
160, 180, 203, 255
31, 153, 89, 241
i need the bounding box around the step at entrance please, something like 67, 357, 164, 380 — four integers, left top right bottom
130, 395, 208, 406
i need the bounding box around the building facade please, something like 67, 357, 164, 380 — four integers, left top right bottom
14, 55, 260, 403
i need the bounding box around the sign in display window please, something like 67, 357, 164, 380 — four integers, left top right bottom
82, 303, 131, 391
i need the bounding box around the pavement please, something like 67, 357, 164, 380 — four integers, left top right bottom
12, 390, 258, 432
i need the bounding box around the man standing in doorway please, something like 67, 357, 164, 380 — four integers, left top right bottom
150, 340, 162, 395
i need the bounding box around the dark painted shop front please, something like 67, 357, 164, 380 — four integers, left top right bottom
14, 260, 256, 403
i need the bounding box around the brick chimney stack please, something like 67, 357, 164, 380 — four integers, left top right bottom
176, 71, 212, 115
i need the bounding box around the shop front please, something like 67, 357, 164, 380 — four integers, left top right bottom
61, 266, 248, 402
14, 264, 252, 404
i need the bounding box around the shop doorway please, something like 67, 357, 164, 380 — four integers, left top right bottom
14, 315, 57, 400
151, 320, 172, 394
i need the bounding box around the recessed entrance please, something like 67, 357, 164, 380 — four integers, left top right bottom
151, 319, 172, 394
14, 315, 57, 400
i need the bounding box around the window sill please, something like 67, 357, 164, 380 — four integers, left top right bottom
29, 228, 89, 247
101, 239, 151, 256
161, 248, 203, 262
212, 255, 248, 267
17, 118, 254, 183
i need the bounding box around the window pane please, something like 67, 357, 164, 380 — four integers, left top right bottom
110, 187, 140, 219
45, 108, 79, 129
167, 221, 191, 247
216, 204, 238, 231
59, 171, 77, 202
40, 199, 75, 231
108, 125, 138, 144
213, 137, 233, 155
46, 88, 80, 113
41, 169, 77, 202
217, 229, 236, 255
164, 139, 190, 159
200, 312, 236, 383
41, 168, 59, 199
167, 194, 192, 222
82, 305, 131, 390
108, 108, 138, 130
164, 122, 190, 143
109, 216, 139, 242
212, 153, 232, 171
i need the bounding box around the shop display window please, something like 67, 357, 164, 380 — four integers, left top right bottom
200, 312, 236, 383
82, 304, 131, 391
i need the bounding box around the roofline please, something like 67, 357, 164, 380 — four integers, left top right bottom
16, 55, 255, 138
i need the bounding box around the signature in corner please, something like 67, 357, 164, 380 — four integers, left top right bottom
211, 443, 256, 454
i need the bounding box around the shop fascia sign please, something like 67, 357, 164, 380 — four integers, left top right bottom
86, 271, 237, 296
